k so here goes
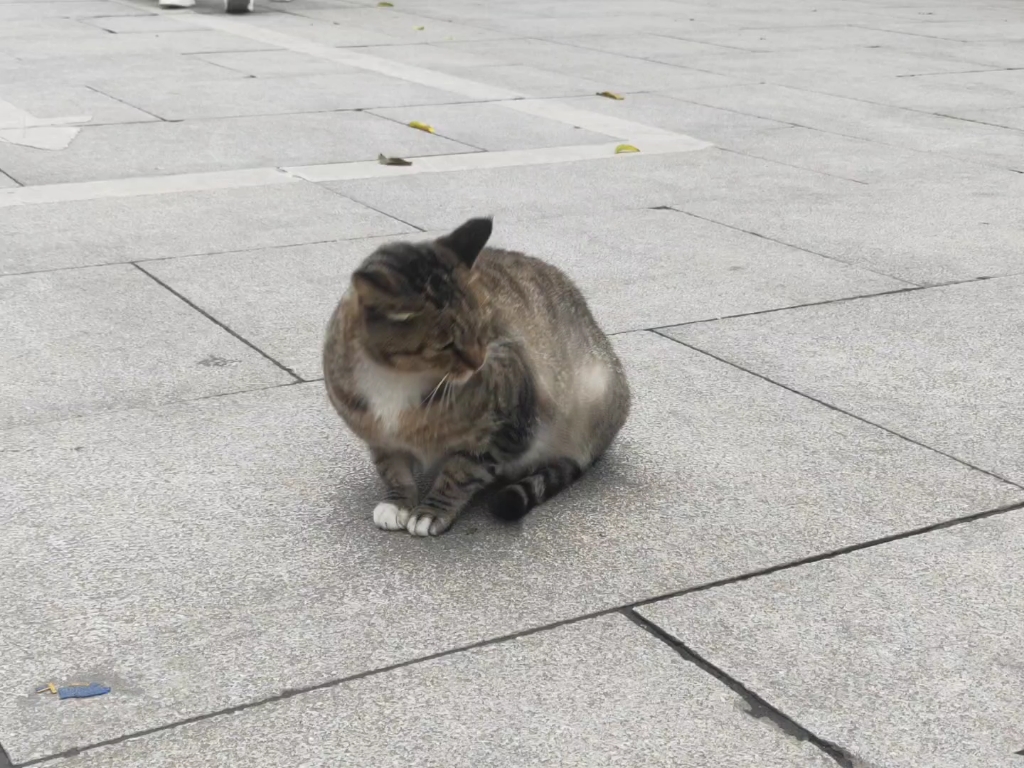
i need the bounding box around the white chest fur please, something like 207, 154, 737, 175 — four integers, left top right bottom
353, 357, 436, 433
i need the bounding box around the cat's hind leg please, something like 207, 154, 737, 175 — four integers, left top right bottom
489, 458, 582, 521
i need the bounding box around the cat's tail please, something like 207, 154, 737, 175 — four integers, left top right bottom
489, 458, 583, 521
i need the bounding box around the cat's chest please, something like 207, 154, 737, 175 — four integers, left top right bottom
354, 361, 435, 433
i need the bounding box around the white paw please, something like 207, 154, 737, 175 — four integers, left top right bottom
405, 512, 451, 537
373, 502, 410, 531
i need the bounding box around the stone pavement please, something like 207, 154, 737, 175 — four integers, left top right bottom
2, 0, 1024, 765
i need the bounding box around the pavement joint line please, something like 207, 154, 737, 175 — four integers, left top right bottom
652, 329, 1024, 490
132, 263, 305, 383
14, 496, 1024, 767
621, 608, 857, 767
664, 207, 921, 287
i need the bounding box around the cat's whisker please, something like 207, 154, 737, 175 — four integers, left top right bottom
423, 374, 449, 407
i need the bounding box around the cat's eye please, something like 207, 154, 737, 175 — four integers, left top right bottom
386, 311, 418, 322
439, 340, 455, 351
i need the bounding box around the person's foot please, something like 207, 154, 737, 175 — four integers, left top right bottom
159, 0, 195, 7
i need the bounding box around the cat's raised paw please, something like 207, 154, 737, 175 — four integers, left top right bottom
373, 502, 411, 531
406, 511, 453, 537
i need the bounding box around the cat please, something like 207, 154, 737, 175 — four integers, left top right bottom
322, 217, 630, 537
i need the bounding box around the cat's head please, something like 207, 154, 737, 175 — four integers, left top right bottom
351, 217, 493, 381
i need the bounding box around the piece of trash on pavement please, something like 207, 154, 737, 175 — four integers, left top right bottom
35, 683, 58, 695
597, 91, 624, 100
615, 144, 640, 154
377, 1, 393, 6
378, 154, 413, 166
58, 683, 111, 699
414, 25, 424, 30
407, 121, 435, 134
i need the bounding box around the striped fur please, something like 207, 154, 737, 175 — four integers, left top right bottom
323, 217, 630, 536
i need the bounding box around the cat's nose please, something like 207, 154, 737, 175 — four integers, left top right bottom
465, 345, 486, 370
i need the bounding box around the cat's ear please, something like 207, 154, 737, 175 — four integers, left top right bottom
352, 264, 402, 304
436, 217, 493, 268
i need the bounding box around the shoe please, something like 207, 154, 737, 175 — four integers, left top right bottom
159, 0, 196, 7
224, 0, 254, 11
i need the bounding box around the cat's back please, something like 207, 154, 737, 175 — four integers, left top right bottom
475, 247, 600, 341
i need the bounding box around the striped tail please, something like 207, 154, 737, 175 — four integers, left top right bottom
489, 458, 583, 521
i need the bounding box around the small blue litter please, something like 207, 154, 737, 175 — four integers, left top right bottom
58, 684, 110, 700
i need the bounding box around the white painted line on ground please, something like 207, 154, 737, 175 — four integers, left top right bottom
147, 5, 702, 143
0, 167, 296, 208
0, 1, 711, 207
288, 138, 711, 182
0, 96, 91, 150
0, 136, 711, 208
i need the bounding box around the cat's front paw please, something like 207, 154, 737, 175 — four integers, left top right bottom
406, 509, 455, 537
373, 502, 412, 531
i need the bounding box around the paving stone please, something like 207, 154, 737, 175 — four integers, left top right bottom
858, 19, 1024, 42
0, 182, 413, 275
369, 102, 615, 151
0, 83, 156, 128
803, 71, 1024, 114
0, 53, 248, 88
79, 13, 198, 34
723, 125, 1000, 183
324, 148, 860, 232
193, 49, 362, 78
0, 1, 143, 21
0, 264, 293, 429
652, 23, 957, 52
96, 70, 469, 121
554, 92, 790, 145
673, 166, 1024, 285
639, 513, 1024, 768
142, 211, 905, 379
1, 331, 1017, 760
658, 46, 995, 86
357, 42, 500, 72
42, 615, 836, 768
664, 275, 1024, 485
954, 105, 1024, 130
292, 6, 507, 44
0, 111, 475, 185
0, 29, 270, 59
225, 12, 407, 47
486, 209, 906, 330
0, 18, 102, 40
441, 38, 745, 91
552, 32, 749, 59
453, 64, 615, 98
676, 83, 1024, 171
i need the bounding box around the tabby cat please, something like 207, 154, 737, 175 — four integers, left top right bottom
322, 217, 630, 537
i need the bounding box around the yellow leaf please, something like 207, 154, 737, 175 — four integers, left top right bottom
597, 91, 624, 100
414, 25, 425, 30
408, 121, 435, 134
377, 2, 393, 6
378, 154, 413, 166
615, 144, 640, 154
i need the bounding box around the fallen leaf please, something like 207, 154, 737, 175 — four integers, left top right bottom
614, 144, 640, 154
408, 121, 435, 134
414, 25, 425, 30
378, 153, 413, 166
597, 91, 624, 100
377, 2, 393, 6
